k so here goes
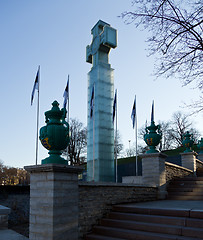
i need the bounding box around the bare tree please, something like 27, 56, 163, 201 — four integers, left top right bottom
63, 118, 87, 165
121, 0, 203, 91
167, 111, 200, 147
114, 130, 124, 158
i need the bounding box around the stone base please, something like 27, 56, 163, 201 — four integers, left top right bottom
25, 164, 83, 240
0, 205, 10, 229
181, 152, 197, 172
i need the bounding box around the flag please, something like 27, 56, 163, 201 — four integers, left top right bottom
31, 66, 39, 105
63, 75, 69, 109
151, 100, 154, 122
90, 85, 94, 118
113, 90, 117, 123
131, 96, 136, 129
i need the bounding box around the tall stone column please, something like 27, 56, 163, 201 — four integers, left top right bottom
141, 153, 167, 199
86, 20, 117, 182
25, 164, 82, 240
181, 152, 197, 172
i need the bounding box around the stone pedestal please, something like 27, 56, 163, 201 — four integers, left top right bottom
198, 153, 203, 162
24, 164, 83, 240
0, 205, 10, 229
181, 152, 197, 172
141, 153, 167, 199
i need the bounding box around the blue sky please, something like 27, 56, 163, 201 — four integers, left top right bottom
0, 0, 202, 168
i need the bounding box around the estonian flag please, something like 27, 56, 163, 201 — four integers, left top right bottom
90, 85, 94, 118
113, 90, 117, 123
31, 66, 39, 106
63, 75, 69, 109
131, 96, 136, 129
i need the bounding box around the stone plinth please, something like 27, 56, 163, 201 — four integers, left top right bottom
0, 205, 10, 229
24, 164, 83, 240
141, 152, 167, 199
180, 152, 197, 172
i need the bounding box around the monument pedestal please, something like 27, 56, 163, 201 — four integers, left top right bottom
25, 164, 82, 240
141, 152, 167, 199
181, 152, 197, 173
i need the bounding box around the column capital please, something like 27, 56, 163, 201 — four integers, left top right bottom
180, 151, 197, 157
24, 163, 83, 174
140, 152, 168, 159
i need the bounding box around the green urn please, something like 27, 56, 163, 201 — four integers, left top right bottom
39, 101, 70, 164
197, 138, 203, 154
144, 101, 162, 154
144, 121, 162, 154
182, 131, 194, 153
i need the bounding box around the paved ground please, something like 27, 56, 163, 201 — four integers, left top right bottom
0, 229, 28, 240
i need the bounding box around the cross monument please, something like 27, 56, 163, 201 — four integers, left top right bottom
86, 20, 117, 182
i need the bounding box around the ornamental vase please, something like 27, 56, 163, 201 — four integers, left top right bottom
39, 101, 70, 164
182, 131, 194, 153
144, 121, 162, 154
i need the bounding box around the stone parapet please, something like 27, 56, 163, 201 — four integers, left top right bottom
25, 164, 83, 240
165, 162, 193, 182
78, 182, 157, 239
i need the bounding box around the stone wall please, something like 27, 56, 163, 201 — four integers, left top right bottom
165, 161, 193, 182
78, 182, 158, 239
0, 186, 29, 225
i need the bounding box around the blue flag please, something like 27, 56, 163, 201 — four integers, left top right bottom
113, 90, 117, 123
31, 66, 39, 106
63, 75, 69, 109
90, 85, 94, 118
131, 96, 136, 129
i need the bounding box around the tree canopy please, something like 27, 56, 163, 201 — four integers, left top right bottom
121, 0, 203, 91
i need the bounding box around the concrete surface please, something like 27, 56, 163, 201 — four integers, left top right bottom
0, 229, 28, 240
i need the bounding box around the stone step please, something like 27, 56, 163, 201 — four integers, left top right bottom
92, 226, 203, 240
168, 192, 203, 197
167, 187, 202, 192
113, 205, 191, 218
167, 195, 203, 201
108, 212, 203, 228
101, 218, 203, 238
101, 218, 182, 235
85, 234, 125, 240
169, 181, 203, 185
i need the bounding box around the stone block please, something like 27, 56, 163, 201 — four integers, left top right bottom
25, 164, 83, 240
181, 152, 197, 172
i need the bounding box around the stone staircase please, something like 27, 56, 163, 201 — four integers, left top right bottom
85, 168, 203, 239
167, 168, 203, 200
85, 203, 203, 239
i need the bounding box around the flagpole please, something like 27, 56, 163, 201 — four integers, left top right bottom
135, 97, 138, 176
92, 83, 95, 181
134, 95, 138, 176
67, 75, 70, 122
35, 66, 40, 165
115, 89, 118, 183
